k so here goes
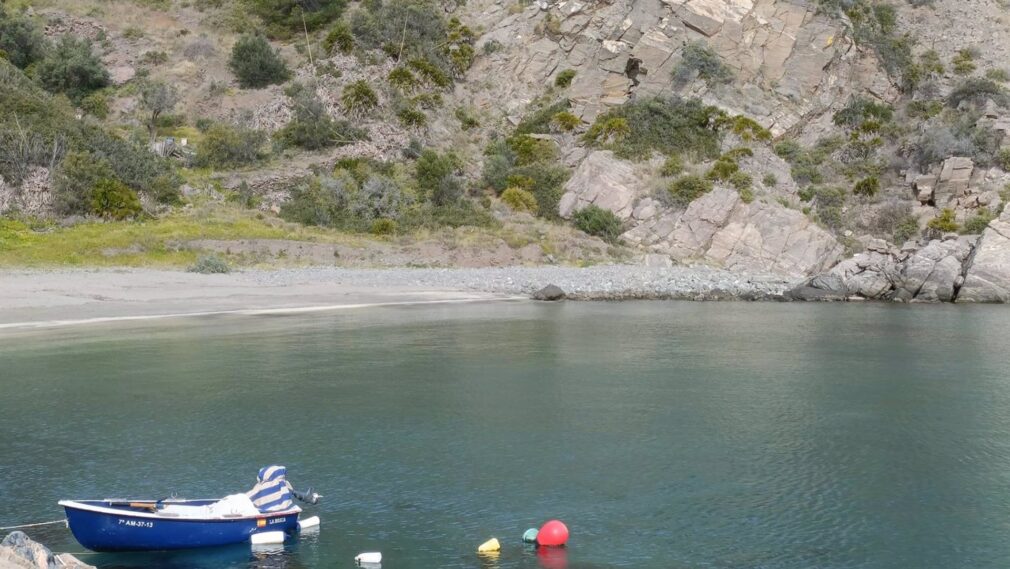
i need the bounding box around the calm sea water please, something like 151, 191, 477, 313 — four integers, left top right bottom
3, 301, 1010, 569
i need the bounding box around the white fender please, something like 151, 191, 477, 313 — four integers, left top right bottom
298, 516, 320, 530
355, 551, 382, 564
250, 531, 285, 545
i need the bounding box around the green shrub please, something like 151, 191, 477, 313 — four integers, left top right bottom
324, 21, 354, 55
894, 215, 920, 243
947, 77, 1010, 108
729, 171, 752, 191
738, 186, 755, 203
718, 115, 771, 142
80, 90, 110, 119
852, 176, 880, 196
707, 156, 739, 181
515, 99, 570, 135
188, 254, 231, 274
572, 205, 622, 242
388, 67, 418, 91
762, 173, 777, 186
773, 139, 802, 161
247, 0, 346, 38
52, 151, 115, 215
407, 58, 451, 88
555, 69, 576, 88
342, 80, 378, 116
401, 200, 498, 229
927, 207, 959, 233
952, 48, 977, 75
507, 134, 557, 166
673, 41, 733, 86
0, 7, 47, 70
660, 155, 684, 177
90, 178, 142, 220
667, 175, 712, 207
986, 68, 1010, 83
501, 186, 538, 214
36, 35, 109, 102
277, 84, 364, 150
833, 97, 894, 127
998, 148, 1010, 171
197, 123, 267, 167
370, 218, 398, 235
455, 106, 480, 130
813, 186, 847, 230
140, 50, 168, 66
228, 34, 290, 89
396, 105, 426, 128
416, 149, 461, 205
551, 111, 581, 132
584, 96, 722, 160
961, 208, 994, 234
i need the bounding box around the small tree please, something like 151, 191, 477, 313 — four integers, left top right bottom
139, 81, 180, 141
276, 84, 363, 150
36, 35, 109, 102
228, 34, 290, 89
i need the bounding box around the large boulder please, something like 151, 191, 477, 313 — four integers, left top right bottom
558, 151, 642, 220
625, 188, 844, 278
896, 238, 974, 302
958, 211, 1010, 302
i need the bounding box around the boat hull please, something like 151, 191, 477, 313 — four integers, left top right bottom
60, 500, 300, 552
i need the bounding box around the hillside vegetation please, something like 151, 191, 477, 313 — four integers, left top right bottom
1, 0, 1010, 279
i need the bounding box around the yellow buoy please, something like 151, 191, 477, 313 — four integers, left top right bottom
477, 538, 501, 553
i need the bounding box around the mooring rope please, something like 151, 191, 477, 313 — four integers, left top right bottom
0, 519, 67, 531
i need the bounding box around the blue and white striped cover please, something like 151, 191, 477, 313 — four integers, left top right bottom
246, 465, 294, 513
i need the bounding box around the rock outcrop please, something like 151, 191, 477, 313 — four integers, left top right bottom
958, 210, 1010, 302
790, 236, 978, 302
0, 532, 94, 569
619, 188, 843, 278
466, 0, 890, 134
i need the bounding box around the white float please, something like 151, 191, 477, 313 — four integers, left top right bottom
298, 516, 320, 530
250, 531, 285, 545
355, 551, 382, 564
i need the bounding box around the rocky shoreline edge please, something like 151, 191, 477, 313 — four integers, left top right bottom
0, 531, 93, 569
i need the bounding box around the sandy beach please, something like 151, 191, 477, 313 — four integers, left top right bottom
0, 265, 795, 329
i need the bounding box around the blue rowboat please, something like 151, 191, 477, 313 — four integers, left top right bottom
58, 499, 301, 552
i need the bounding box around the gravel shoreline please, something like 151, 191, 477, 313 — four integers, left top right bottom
245, 265, 797, 300
0, 265, 798, 328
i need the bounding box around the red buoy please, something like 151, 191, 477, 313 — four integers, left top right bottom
536, 520, 569, 547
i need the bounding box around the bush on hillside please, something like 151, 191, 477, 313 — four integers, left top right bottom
555, 69, 576, 88
666, 175, 712, 207
52, 150, 114, 215
341, 80, 378, 116
584, 96, 723, 160
672, 41, 733, 87
852, 176, 880, 197
229, 34, 290, 89
573, 205, 622, 242
36, 35, 109, 102
276, 84, 364, 150
947, 78, 1010, 108
324, 22, 354, 55
0, 7, 47, 70
501, 186, 538, 214
247, 0, 347, 38
90, 178, 143, 220
927, 207, 959, 234
197, 123, 267, 168
415, 149, 462, 206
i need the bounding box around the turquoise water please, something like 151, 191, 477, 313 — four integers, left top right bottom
3, 301, 1010, 568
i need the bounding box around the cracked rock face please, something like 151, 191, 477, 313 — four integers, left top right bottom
958, 210, 1010, 303
793, 236, 978, 302
467, 0, 889, 134
558, 152, 843, 278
